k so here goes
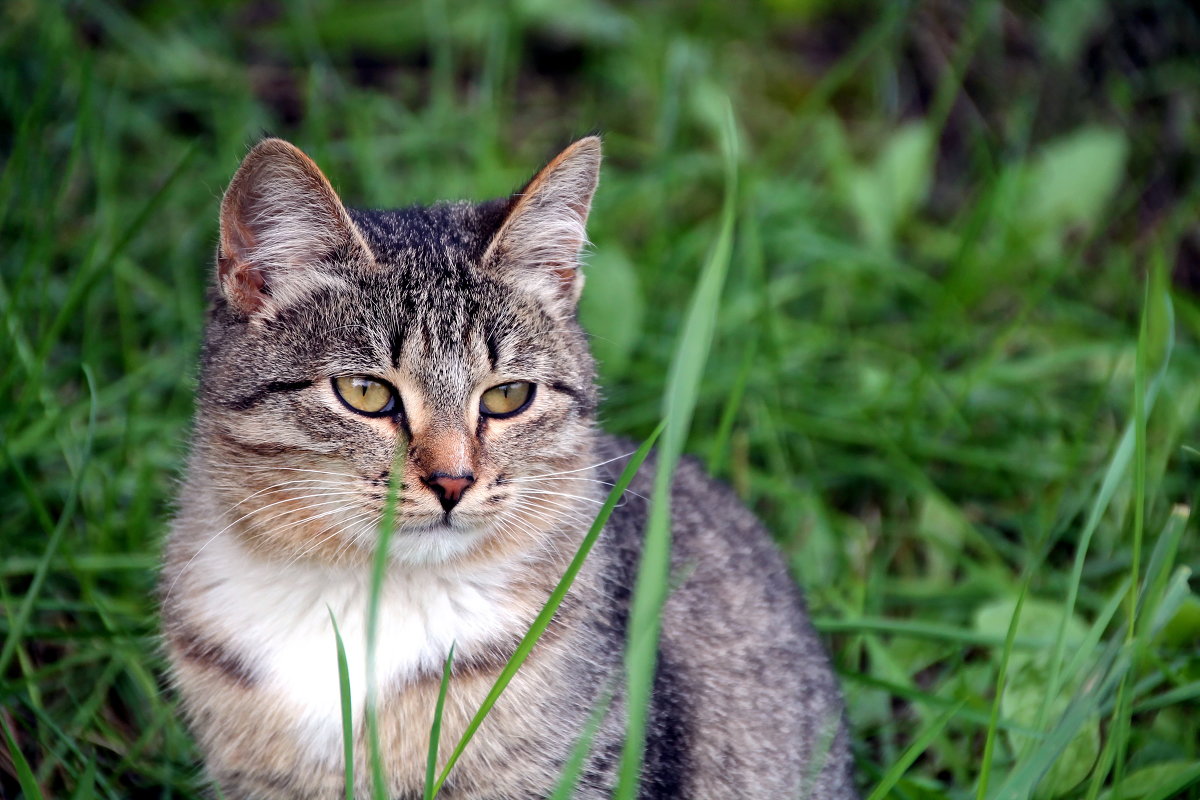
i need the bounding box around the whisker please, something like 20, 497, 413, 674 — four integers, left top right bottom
243, 494, 366, 534
517, 450, 636, 481
282, 510, 376, 568
217, 479, 350, 508
504, 476, 614, 485
163, 489, 363, 601
206, 463, 362, 480
507, 497, 593, 531
506, 475, 648, 502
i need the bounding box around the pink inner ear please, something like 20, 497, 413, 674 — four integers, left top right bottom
217, 212, 272, 313
218, 254, 269, 314
550, 263, 576, 291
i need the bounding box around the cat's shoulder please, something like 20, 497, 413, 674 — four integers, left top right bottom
595, 432, 794, 572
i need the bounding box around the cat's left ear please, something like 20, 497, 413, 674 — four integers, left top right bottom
482, 136, 601, 312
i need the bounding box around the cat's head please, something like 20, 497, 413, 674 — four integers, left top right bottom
191, 137, 602, 567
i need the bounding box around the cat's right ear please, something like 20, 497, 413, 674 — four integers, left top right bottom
217, 139, 371, 318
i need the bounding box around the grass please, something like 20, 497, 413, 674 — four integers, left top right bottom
3, 0, 1200, 798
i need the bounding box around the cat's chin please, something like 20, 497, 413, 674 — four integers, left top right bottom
385, 522, 491, 566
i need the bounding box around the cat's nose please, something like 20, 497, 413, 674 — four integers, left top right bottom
421, 472, 475, 513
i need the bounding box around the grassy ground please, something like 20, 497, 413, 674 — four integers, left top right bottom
3, 1, 1200, 797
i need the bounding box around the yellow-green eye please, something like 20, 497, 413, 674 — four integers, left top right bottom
480, 382, 534, 417
332, 376, 397, 417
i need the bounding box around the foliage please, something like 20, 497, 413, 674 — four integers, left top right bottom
2, 0, 1199, 797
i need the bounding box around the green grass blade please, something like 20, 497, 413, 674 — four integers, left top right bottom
1137, 505, 1190, 630
976, 583, 1030, 800
1137, 761, 1200, 800
705, 338, 754, 475
0, 365, 97, 677
0, 713, 44, 800
67, 757, 97, 800
989, 635, 1130, 798
867, 702, 965, 800
328, 607, 355, 800
812, 616, 1048, 649
1041, 290, 1174, 735
367, 446, 407, 800
430, 422, 664, 795
614, 94, 739, 800
424, 642, 455, 800
548, 681, 617, 800
1103, 260, 1159, 796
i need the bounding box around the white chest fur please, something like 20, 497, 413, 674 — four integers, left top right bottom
188, 534, 523, 756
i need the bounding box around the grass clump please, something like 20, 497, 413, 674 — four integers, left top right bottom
3, 1, 1200, 798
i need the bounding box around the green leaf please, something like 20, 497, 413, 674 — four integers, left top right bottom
1160, 592, 1200, 648
1041, 0, 1108, 63
974, 598, 1088, 652
975, 598, 1099, 797
1015, 127, 1128, 258
1098, 760, 1200, 800
847, 121, 932, 250
578, 245, 645, 379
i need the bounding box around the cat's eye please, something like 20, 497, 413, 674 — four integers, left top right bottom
480, 382, 534, 418
332, 376, 398, 417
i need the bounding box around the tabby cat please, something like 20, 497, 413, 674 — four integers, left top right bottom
160, 136, 856, 799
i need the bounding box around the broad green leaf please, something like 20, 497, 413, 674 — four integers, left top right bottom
1015, 127, 1128, 258
847, 121, 932, 250
975, 598, 1100, 797
1097, 760, 1200, 800
1041, 0, 1108, 63
579, 245, 645, 379
1160, 592, 1200, 648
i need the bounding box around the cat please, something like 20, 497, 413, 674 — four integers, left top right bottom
159, 135, 857, 799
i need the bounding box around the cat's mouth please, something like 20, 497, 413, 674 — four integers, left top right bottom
399, 509, 481, 534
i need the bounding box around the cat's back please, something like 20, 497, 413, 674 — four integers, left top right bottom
596, 434, 857, 798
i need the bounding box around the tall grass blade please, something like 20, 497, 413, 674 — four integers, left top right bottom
548, 683, 616, 800
328, 608, 355, 800
424, 643, 455, 800
67, 757, 97, 800
868, 702, 965, 800
1137, 505, 1190, 628
0, 365, 97, 677
0, 713, 44, 800
976, 583, 1030, 800
1103, 257, 1160, 796
431, 423, 665, 795
614, 96, 739, 800
989, 632, 1130, 798
1042, 289, 1174, 734
366, 447, 406, 800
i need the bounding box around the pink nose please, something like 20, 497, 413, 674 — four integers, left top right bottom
422, 473, 475, 512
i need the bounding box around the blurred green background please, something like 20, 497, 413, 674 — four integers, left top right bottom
2, 0, 1199, 797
